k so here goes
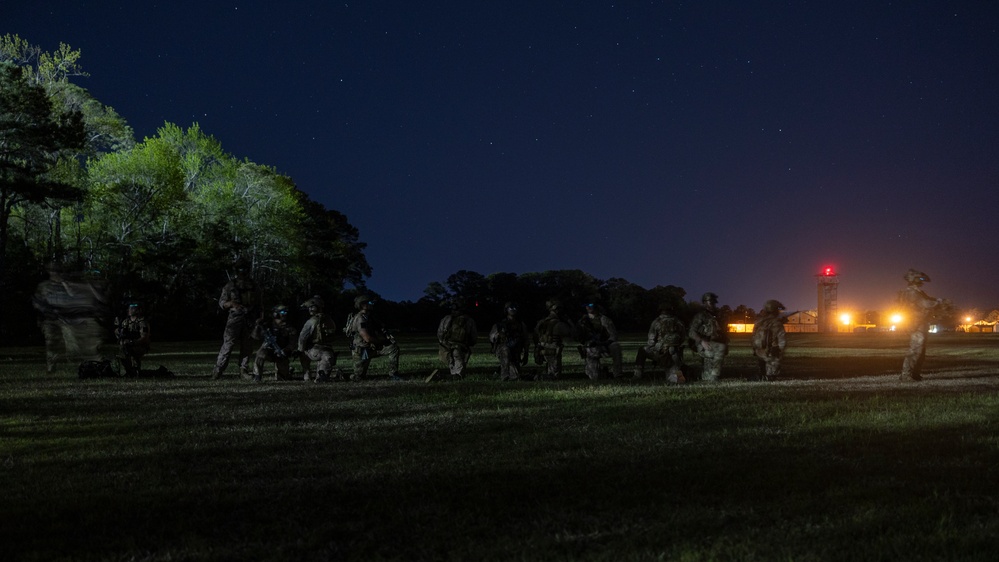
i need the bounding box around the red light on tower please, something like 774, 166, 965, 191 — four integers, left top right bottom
822, 266, 835, 276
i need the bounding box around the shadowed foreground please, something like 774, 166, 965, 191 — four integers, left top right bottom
2, 334, 998, 561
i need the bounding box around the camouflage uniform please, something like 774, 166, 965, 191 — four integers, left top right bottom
210, 274, 258, 380
251, 305, 299, 381
346, 295, 400, 381
489, 302, 530, 381
688, 292, 728, 382
634, 309, 686, 383
116, 303, 151, 377
533, 301, 571, 380
297, 296, 338, 382
576, 305, 623, 379
899, 270, 941, 382
751, 300, 787, 381
437, 301, 478, 380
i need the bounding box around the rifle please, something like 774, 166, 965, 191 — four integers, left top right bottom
261, 325, 287, 359
379, 328, 397, 346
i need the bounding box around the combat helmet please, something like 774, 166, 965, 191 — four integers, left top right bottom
546, 299, 562, 312
354, 294, 374, 310
702, 292, 719, 304
763, 299, 785, 314
272, 304, 290, 318
301, 295, 324, 310
904, 269, 930, 284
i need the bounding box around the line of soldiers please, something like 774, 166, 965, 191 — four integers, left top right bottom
203, 268, 942, 384
208, 269, 400, 382
440, 292, 789, 383
35, 266, 940, 383
478, 269, 944, 383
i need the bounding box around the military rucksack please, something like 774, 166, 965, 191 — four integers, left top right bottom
655, 316, 685, 347
446, 314, 469, 345
78, 359, 118, 379
343, 312, 357, 338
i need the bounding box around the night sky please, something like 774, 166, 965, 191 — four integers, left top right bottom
7, 2, 999, 313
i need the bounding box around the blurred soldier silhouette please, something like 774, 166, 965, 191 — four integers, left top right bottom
575, 302, 623, 379
533, 300, 572, 380
437, 297, 478, 380
33, 263, 108, 373
634, 302, 687, 383
210, 264, 258, 380
489, 302, 530, 381
688, 292, 729, 382
899, 269, 942, 382
297, 296, 338, 382
115, 302, 151, 377
751, 300, 787, 381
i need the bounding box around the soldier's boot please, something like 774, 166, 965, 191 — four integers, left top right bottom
239, 366, 254, 381
315, 371, 331, 383
303, 371, 312, 382
210, 368, 222, 380
389, 372, 404, 381
633, 367, 643, 379
899, 372, 922, 382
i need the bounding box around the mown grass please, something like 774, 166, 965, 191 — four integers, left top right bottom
1, 333, 998, 561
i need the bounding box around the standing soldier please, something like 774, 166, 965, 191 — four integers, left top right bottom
533, 300, 572, 380
115, 302, 151, 377
575, 303, 623, 379
251, 304, 298, 382
688, 292, 729, 382
751, 300, 787, 381
344, 295, 402, 381
489, 302, 531, 381
437, 297, 478, 380
899, 269, 942, 382
210, 267, 258, 380
298, 296, 338, 382
634, 303, 686, 383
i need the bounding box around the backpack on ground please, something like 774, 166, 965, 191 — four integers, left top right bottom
78, 360, 118, 379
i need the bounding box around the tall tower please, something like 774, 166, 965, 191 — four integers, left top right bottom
816, 266, 839, 333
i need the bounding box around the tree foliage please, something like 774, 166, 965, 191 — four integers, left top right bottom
0, 38, 371, 341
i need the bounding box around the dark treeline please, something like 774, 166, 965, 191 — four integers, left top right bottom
391, 269, 754, 336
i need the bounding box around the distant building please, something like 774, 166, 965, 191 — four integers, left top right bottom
785, 310, 818, 333
958, 320, 997, 333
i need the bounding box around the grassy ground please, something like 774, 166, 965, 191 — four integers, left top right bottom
2, 333, 998, 561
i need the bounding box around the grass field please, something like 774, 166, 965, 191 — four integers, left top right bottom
2, 333, 998, 561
